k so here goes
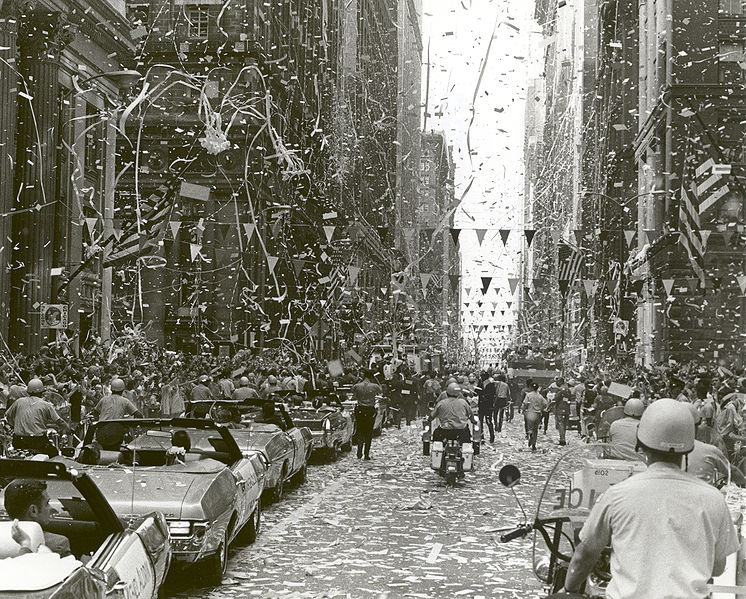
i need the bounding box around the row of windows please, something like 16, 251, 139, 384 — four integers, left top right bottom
721, 0, 746, 14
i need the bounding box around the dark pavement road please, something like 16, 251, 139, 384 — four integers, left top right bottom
167, 416, 575, 599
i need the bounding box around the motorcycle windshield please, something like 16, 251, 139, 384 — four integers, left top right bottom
531, 442, 644, 591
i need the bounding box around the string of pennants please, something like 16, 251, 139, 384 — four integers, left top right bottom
456, 272, 746, 303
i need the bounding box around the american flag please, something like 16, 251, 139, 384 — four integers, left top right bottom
558, 240, 583, 284
104, 181, 179, 267
678, 125, 730, 283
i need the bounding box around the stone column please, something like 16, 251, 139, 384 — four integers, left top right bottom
10, 9, 73, 352
0, 13, 18, 347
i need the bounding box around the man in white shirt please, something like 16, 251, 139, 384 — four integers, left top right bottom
563, 399, 739, 598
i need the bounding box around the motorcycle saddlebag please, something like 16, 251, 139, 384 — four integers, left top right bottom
461, 442, 474, 471
431, 441, 444, 470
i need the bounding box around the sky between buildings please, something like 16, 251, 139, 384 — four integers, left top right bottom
421, 0, 540, 351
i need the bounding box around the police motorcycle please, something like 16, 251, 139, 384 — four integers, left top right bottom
422, 417, 480, 486
496, 442, 643, 597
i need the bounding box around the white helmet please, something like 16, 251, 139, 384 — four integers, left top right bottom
446, 383, 461, 398
623, 398, 645, 418
637, 398, 695, 454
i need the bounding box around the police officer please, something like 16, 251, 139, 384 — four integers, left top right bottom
5, 378, 69, 456
607, 397, 644, 460
94, 378, 143, 421
686, 403, 738, 487
563, 398, 739, 597
353, 369, 382, 460
232, 377, 259, 401
191, 375, 214, 402
430, 383, 477, 444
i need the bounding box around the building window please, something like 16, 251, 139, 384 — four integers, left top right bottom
720, 0, 744, 13
186, 5, 209, 38
719, 42, 744, 84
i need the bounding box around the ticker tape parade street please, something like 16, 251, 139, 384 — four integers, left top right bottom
1, 1, 746, 598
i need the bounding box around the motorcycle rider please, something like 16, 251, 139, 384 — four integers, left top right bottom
563, 398, 739, 598
5, 378, 69, 457
607, 397, 644, 460
430, 383, 477, 444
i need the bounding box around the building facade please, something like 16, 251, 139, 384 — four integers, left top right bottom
417, 131, 458, 360
0, 0, 135, 354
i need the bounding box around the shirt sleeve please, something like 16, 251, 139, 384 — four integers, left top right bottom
126, 399, 139, 415
5, 401, 16, 424
579, 488, 613, 549
714, 501, 740, 564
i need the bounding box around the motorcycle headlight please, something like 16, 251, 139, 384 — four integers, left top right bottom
168, 521, 193, 536
534, 556, 551, 582
324, 419, 331, 431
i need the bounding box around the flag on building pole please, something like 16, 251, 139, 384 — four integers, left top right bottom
557, 240, 583, 293
678, 122, 730, 284
104, 180, 180, 267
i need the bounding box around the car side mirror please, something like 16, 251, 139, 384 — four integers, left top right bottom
498, 464, 521, 488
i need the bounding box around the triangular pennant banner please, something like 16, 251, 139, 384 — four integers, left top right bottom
624, 230, 635, 248
85, 217, 98, 237
499, 229, 510, 246
476, 229, 487, 245
293, 259, 306, 278
524, 229, 536, 247
737, 275, 746, 295
420, 273, 432, 289
645, 230, 656, 244
481, 277, 491, 295
267, 255, 279, 273
508, 278, 519, 295
450, 228, 461, 246
559, 280, 570, 296
190, 243, 202, 261
662, 279, 675, 296
323, 225, 336, 243
169, 221, 181, 239
243, 223, 256, 242
583, 279, 597, 298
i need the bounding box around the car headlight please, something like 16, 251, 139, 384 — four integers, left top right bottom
168, 521, 193, 536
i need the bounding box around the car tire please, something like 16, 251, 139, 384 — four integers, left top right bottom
203, 535, 228, 586
341, 440, 352, 452
244, 503, 261, 544
271, 465, 287, 502
294, 463, 307, 485
236, 502, 262, 545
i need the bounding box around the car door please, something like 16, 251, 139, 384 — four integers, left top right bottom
231, 456, 260, 526
92, 530, 157, 599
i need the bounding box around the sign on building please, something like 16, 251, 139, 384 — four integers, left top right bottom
40, 304, 68, 329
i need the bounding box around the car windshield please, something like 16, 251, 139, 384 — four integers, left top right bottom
187, 401, 288, 430
86, 422, 234, 467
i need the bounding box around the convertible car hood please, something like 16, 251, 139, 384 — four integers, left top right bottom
87, 467, 209, 520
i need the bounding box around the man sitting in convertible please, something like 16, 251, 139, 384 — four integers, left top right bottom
4, 479, 70, 557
